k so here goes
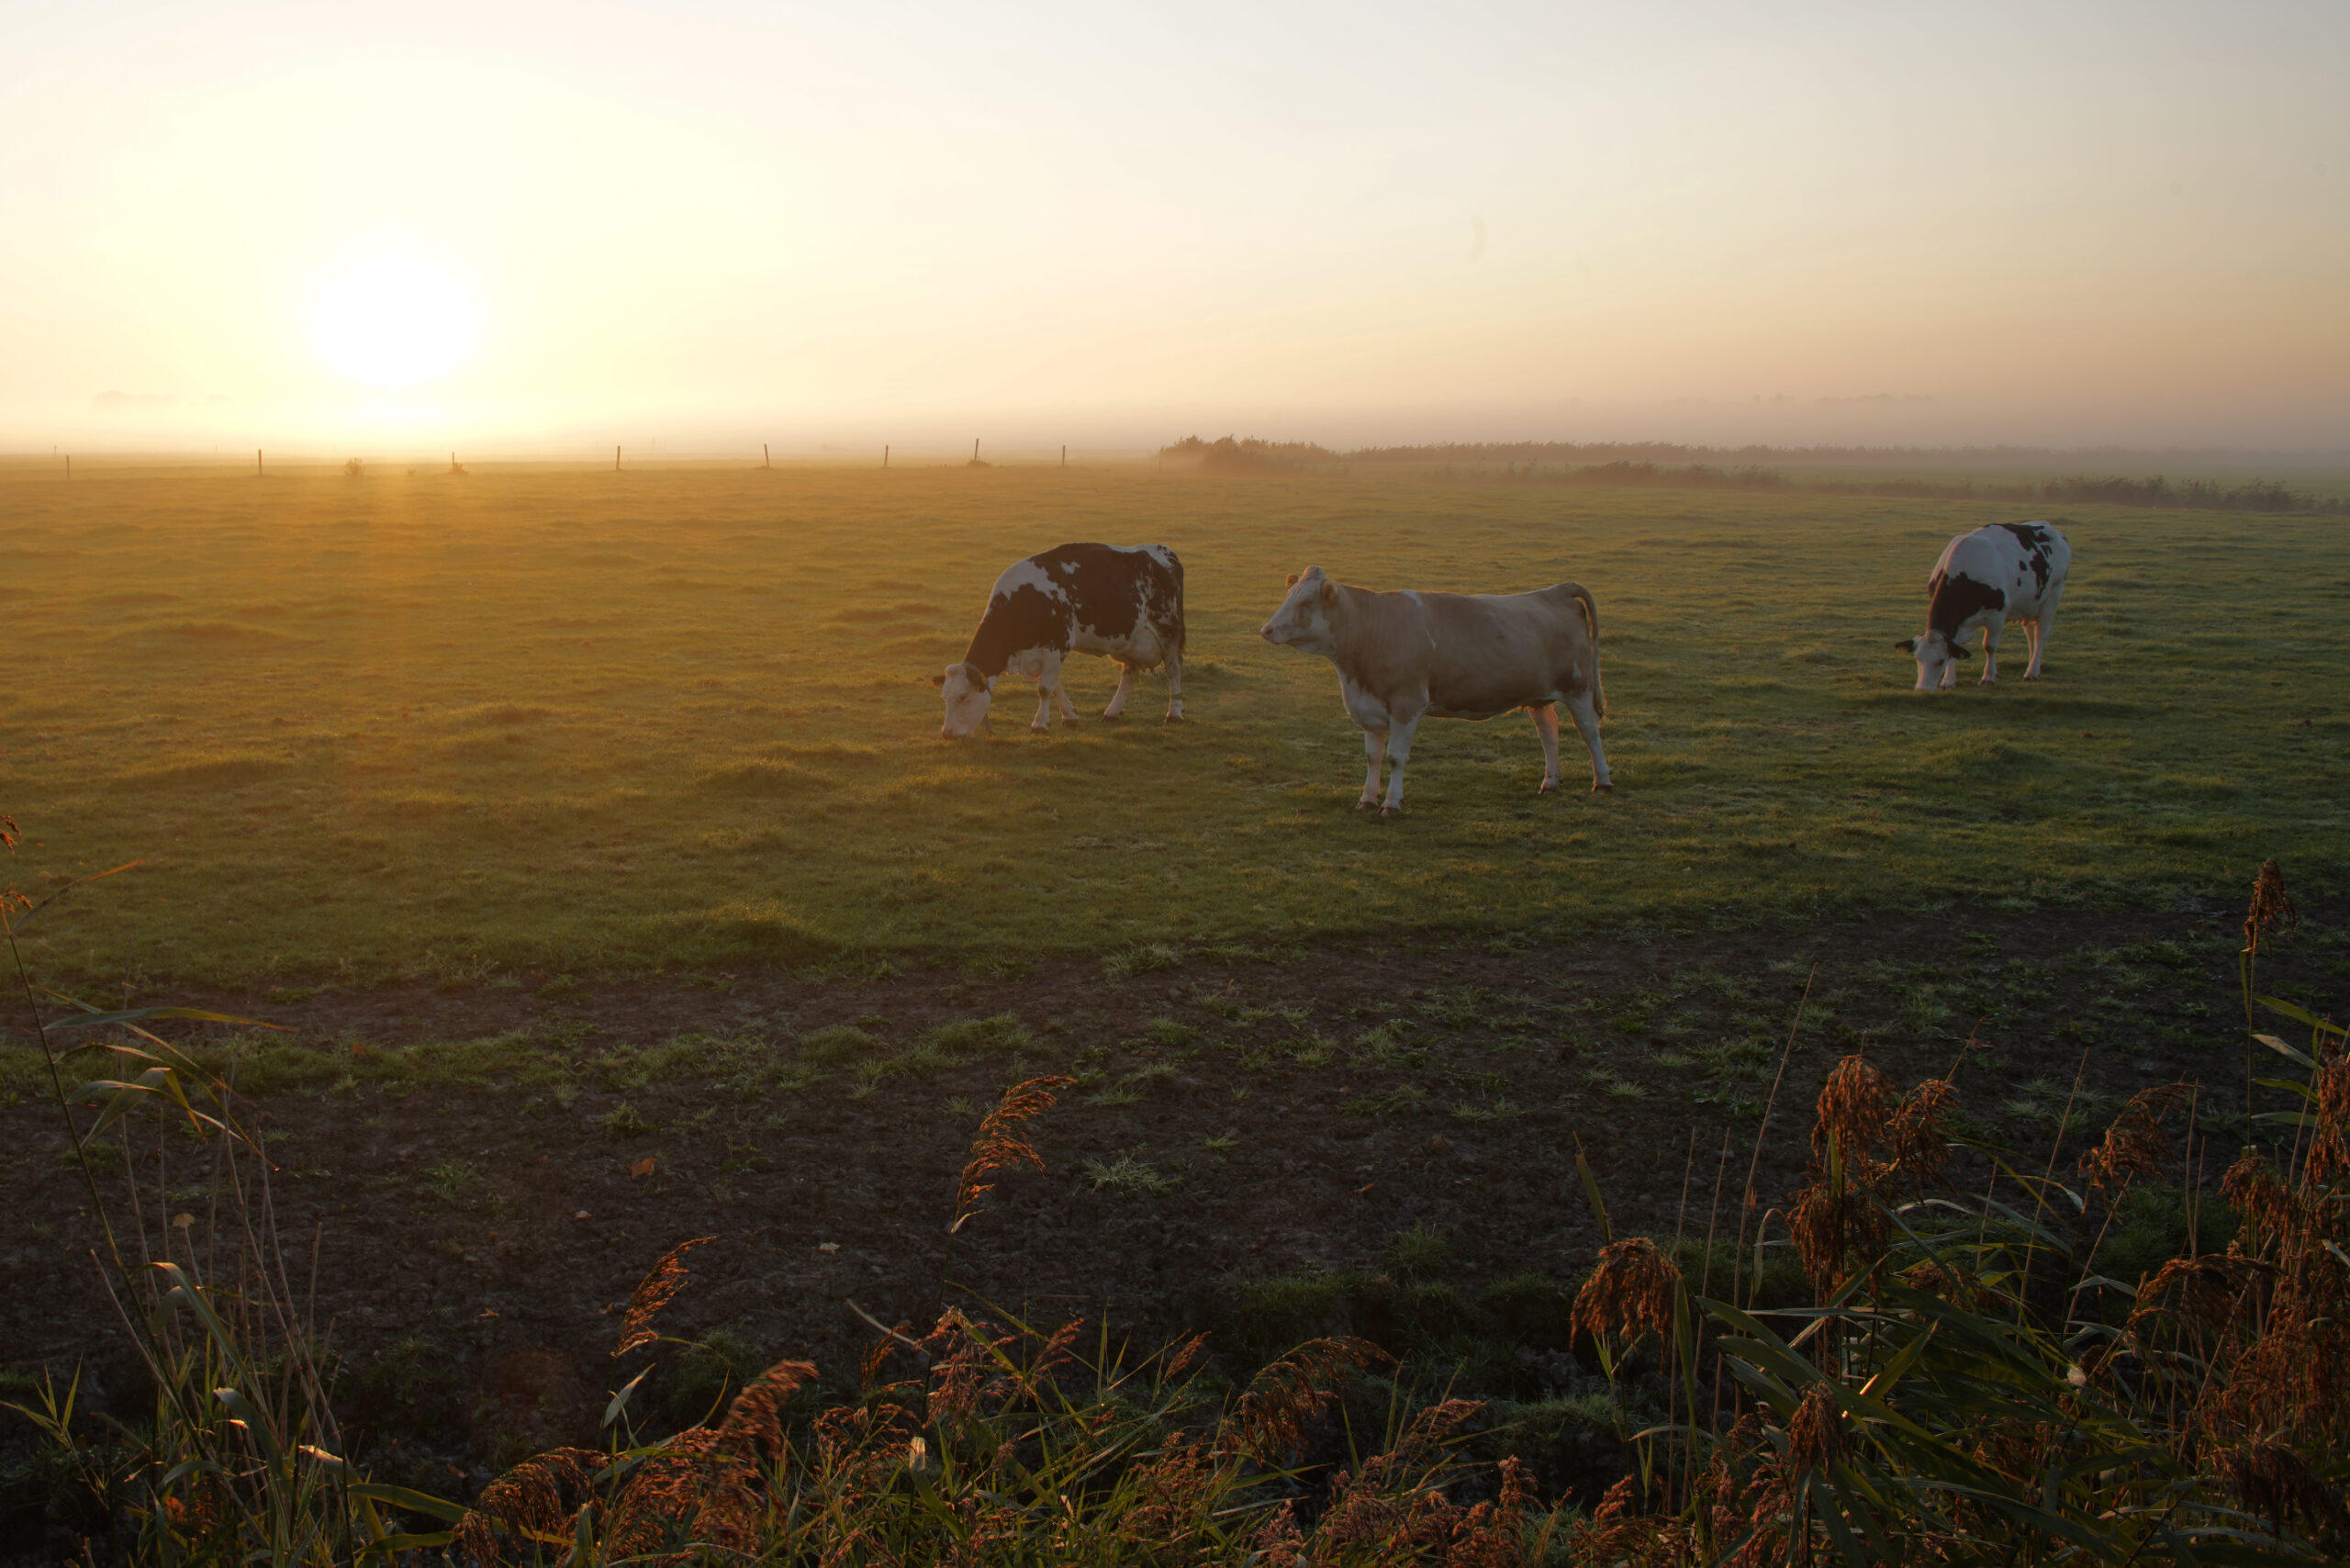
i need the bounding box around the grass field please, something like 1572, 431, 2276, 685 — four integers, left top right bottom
2, 461, 2344, 984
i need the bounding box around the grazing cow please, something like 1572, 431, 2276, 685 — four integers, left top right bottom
1258, 566, 1611, 815
1897, 522, 2072, 690
934, 543, 1186, 736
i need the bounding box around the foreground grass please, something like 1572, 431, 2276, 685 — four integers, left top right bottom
14, 967, 2350, 1564
2, 462, 2344, 983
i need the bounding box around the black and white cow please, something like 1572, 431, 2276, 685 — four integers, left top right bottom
933, 543, 1186, 736
1897, 522, 2071, 690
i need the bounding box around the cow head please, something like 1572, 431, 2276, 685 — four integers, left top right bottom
1896, 631, 1971, 691
1259, 566, 1337, 653
931, 662, 994, 736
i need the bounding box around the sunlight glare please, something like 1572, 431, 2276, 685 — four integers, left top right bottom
311, 254, 479, 388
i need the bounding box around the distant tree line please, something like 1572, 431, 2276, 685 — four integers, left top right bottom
1158, 435, 2348, 513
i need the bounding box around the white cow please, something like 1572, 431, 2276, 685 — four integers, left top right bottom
1258, 566, 1611, 815
1897, 522, 2072, 690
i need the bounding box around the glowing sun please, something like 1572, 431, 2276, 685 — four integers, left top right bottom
312, 254, 478, 387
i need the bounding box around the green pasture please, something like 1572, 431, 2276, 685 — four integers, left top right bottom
0, 462, 2343, 984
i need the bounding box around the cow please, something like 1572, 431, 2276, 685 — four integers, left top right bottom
933, 543, 1186, 737
1258, 566, 1611, 815
1897, 521, 2071, 690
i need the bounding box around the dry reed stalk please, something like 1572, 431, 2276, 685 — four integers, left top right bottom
1703, 1127, 1733, 1433
2214, 1437, 2344, 1540
1565, 1474, 1696, 1567
2244, 858, 2300, 956
714, 1358, 818, 1463
858, 1321, 911, 1390
453, 1447, 602, 1562
2014, 1047, 2090, 1317
2241, 859, 2301, 1143
948, 1075, 1074, 1233
1810, 1054, 1893, 1164
2131, 1254, 2269, 1337
1786, 1064, 1958, 1295
1732, 965, 1813, 1308
2081, 1083, 2191, 1193
612, 1235, 716, 1358
1572, 1236, 1682, 1342
1883, 1074, 1960, 1187
2304, 1053, 2350, 1185
1784, 1383, 1844, 1474
1229, 1335, 1386, 1461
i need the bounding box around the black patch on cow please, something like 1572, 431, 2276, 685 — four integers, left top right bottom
962, 584, 1072, 678
1927, 569, 2005, 642
958, 543, 1185, 679
1992, 521, 2055, 595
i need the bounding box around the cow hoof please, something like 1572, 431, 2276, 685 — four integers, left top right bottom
1163, 712, 1184, 724
1538, 779, 1559, 796
1379, 805, 1403, 818
1029, 723, 1050, 734
1354, 800, 1379, 812
1592, 782, 1615, 794
1100, 712, 1122, 722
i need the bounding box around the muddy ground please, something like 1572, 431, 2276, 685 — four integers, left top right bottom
3, 897, 2344, 1513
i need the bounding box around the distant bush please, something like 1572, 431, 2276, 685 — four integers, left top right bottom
1158, 433, 1339, 472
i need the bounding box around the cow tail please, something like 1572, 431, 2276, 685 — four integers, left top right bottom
1569, 583, 1605, 718
1167, 548, 1187, 655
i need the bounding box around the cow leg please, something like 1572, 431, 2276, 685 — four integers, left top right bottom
1980, 623, 2001, 686
1565, 692, 1613, 792
1031, 651, 1075, 731
1357, 729, 1387, 811
1162, 644, 1185, 722
2025, 586, 2061, 680
1379, 714, 1421, 816
1530, 704, 1562, 794
1103, 663, 1137, 721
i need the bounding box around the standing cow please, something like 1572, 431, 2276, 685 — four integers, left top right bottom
1258, 566, 1611, 815
1897, 522, 2072, 690
934, 543, 1186, 737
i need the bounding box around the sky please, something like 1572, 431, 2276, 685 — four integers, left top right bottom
3, 0, 2345, 455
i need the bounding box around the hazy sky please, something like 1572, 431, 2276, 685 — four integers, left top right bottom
4, 0, 2344, 453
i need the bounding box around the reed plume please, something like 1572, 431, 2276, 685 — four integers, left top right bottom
949, 1075, 1074, 1233
1230, 1335, 1386, 1462
612, 1235, 715, 1358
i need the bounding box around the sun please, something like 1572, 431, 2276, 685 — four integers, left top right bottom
311, 254, 479, 388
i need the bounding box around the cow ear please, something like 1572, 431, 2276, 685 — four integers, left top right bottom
1896, 637, 1918, 654
929, 671, 947, 689
1285, 573, 1300, 588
